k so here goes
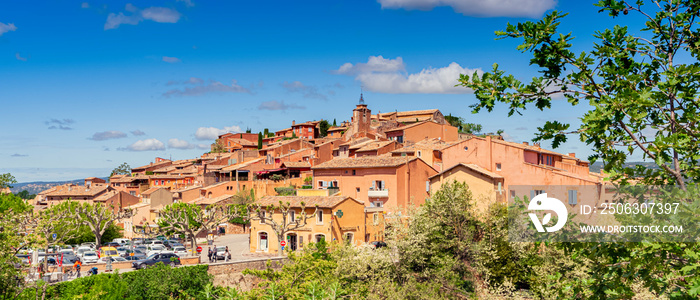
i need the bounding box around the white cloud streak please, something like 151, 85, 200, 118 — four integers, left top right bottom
120, 138, 165, 151
258, 100, 305, 111
15, 53, 27, 61
162, 79, 250, 97
168, 138, 195, 149
282, 81, 327, 100
89, 130, 127, 141
335, 56, 481, 94
194, 125, 243, 140
377, 0, 556, 18
162, 56, 181, 63
0, 22, 17, 36
104, 4, 181, 30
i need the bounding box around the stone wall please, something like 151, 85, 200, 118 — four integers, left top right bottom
207, 257, 287, 291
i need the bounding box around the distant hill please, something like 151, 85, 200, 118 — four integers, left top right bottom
9, 178, 108, 195
589, 161, 660, 173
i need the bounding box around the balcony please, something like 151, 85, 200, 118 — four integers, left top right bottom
368, 188, 389, 198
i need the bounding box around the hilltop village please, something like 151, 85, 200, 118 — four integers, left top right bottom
33, 96, 609, 254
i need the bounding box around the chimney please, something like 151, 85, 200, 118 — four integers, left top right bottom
568, 153, 576, 158
292, 120, 296, 126
522, 142, 529, 146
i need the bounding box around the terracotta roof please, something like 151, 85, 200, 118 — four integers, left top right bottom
256, 196, 362, 208
206, 164, 226, 170
379, 109, 439, 117
281, 161, 311, 168
339, 137, 371, 147
292, 120, 321, 127
224, 138, 256, 146
93, 190, 118, 202
383, 120, 436, 132
44, 183, 110, 197
312, 156, 416, 169
430, 163, 503, 180
391, 138, 455, 153
221, 157, 264, 172
172, 185, 202, 193
355, 141, 395, 152
193, 194, 234, 205
278, 148, 313, 158
327, 126, 347, 132
142, 187, 169, 196
148, 174, 195, 180
132, 160, 171, 171
153, 165, 177, 173
110, 175, 150, 183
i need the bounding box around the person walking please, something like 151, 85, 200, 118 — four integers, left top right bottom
224, 246, 230, 262
207, 247, 212, 263
212, 245, 217, 262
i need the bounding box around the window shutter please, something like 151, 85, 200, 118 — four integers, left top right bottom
569, 190, 577, 205
381, 181, 385, 190
530, 190, 535, 200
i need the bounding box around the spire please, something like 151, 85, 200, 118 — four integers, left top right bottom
359, 86, 365, 104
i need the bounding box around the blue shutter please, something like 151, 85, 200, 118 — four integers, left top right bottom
530, 190, 535, 200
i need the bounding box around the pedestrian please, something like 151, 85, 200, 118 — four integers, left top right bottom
212, 245, 217, 262
207, 247, 212, 263
224, 246, 230, 262
73, 259, 82, 278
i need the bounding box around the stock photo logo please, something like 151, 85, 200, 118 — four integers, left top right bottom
528, 193, 568, 233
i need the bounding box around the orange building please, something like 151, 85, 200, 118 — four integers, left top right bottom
291, 120, 321, 139
249, 195, 371, 253
109, 175, 150, 197
353, 140, 399, 157
131, 158, 172, 175
384, 120, 458, 144
312, 156, 438, 209
390, 138, 456, 172
149, 175, 196, 189
376, 109, 447, 124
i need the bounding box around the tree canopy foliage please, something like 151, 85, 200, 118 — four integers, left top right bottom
110, 162, 131, 177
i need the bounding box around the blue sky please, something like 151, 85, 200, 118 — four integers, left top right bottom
1, 0, 640, 182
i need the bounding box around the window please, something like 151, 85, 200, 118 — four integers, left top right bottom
317, 210, 324, 224
130, 191, 136, 196
417, 150, 422, 157
167, 180, 170, 184
496, 163, 502, 171
352, 170, 356, 175
568, 190, 578, 205
356, 187, 360, 193
530, 190, 545, 199
373, 201, 383, 207
289, 210, 296, 223
344, 233, 353, 244
260, 211, 266, 224
308, 128, 312, 133
318, 181, 324, 188
426, 181, 430, 192
373, 213, 379, 225
510, 190, 516, 200
497, 182, 502, 192
315, 234, 325, 243
160, 180, 164, 185
397, 136, 404, 143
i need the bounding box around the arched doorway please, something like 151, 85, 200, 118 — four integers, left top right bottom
259, 232, 268, 251
314, 234, 326, 243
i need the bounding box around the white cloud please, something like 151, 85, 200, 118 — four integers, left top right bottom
131, 130, 146, 136
177, 0, 195, 8
120, 138, 165, 151
81, 2, 90, 8
194, 125, 243, 140
0, 22, 17, 36
333, 56, 405, 75
168, 138, 195, 149
163, 79, 250, 97
162, 56, 181, 63
15, 53, 27, 61
89, 130, 127, 141
104, 4, 181, 30
282, 81, 327, 100
335, 56, 481, 94
258, 100, 305, 111
377, 0, 556, 18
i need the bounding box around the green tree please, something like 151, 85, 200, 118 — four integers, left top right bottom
460, 0, 700, 189
319, 120, 330, 137
210, 139, 227, 153
258, 132, 263, 149
15, 190, 35, 200
0, 173, 17, 189
0, 194, 38, 299
245, 128, 252, 133
460, 1, 700, 297
264, 128, 269, 137
158, 202, 243, 249
333, 119, 337, 127
248, 200, 318, 256
110, 162, 131, 177
75, 202, 132, 246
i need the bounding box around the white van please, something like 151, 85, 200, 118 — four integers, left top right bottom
112, 238, 131, 246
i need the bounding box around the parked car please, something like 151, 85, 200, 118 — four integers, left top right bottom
172, 246, 188, 257
112, 238, 130, 246
146, 245, 170, 257
97, 256, 127, 264
132, 238, 144, 245
81, 252, 99, 264
40, 255, 72, 266
80, 242, 96, 249
369, 241, 387, 249
105, 242, 120, 248
99, 247, 120, 259
214, 246, 227, 261
76, 246, 92, 257
124, 254, 147, 261
148, 240, 164, 247
116, 247, 128, 257
131, 253, 181, 269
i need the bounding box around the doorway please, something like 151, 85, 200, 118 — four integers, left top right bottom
259, 232, 268, 251
287, 233, 298, 251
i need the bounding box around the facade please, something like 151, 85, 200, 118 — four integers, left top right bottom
353, 140, 399, 157
384, 120, 458, 144
312, 156, 438, 209
428, 163, 505, 213
390, 138, 456, 172
249, 196, 369, 253
131, 158, 172, 175
376, 109, 446, 124
291, 120, 321, 139
141, 187, 174, 207
93, 190, 140, 213
149, 175, 196, 189
109, 174, 150, 197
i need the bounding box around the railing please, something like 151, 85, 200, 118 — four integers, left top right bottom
368, 188, 389, 198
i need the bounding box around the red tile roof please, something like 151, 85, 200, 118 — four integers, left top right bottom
256, 195, 361, 208
312, 156, 416, 169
